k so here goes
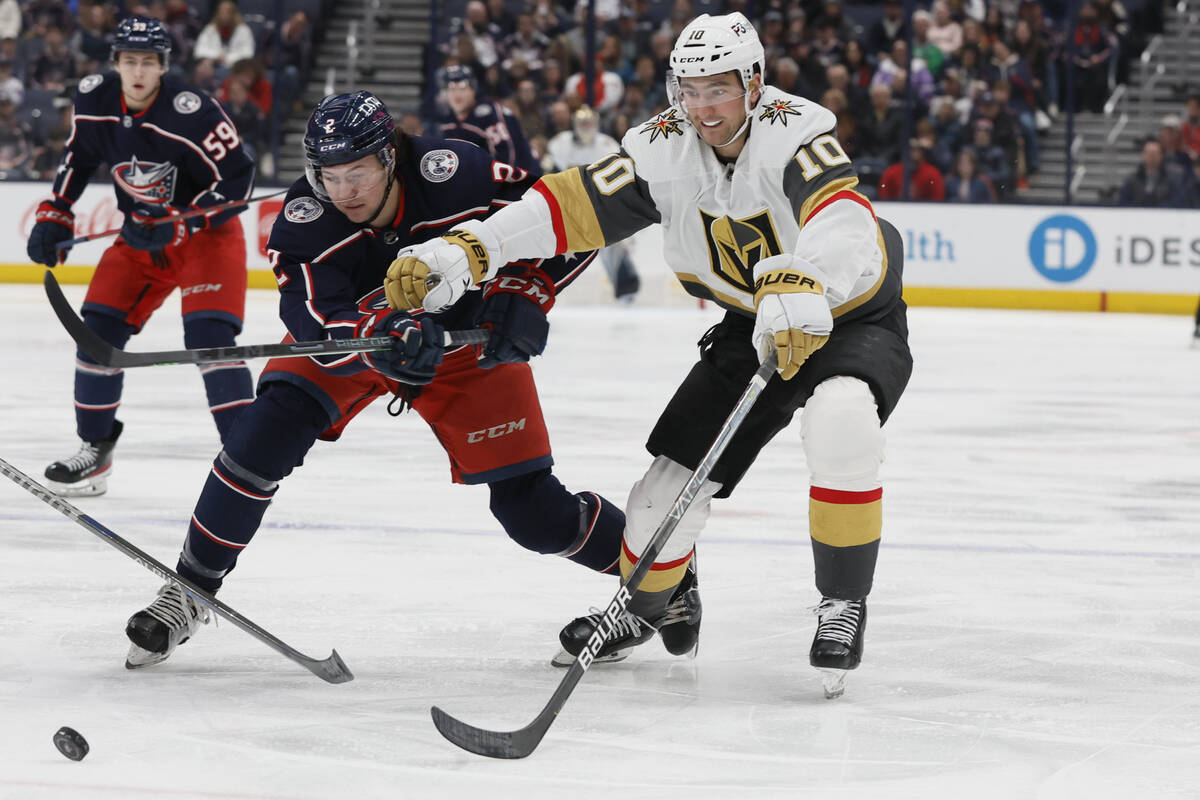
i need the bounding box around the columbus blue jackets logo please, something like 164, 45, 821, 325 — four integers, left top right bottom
284, 196, 324, 223
78, 74, 103, 94
420, 149, 459, 183
111, 156, 177, 204
173, 91, 202, 115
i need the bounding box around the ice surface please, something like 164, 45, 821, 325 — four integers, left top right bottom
2, 283, 1198, 799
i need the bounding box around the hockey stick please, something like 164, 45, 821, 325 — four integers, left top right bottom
0, 456, 353, 684
430, 351, 779, 758
54, 188, 292, 256
44, 271, 488, 368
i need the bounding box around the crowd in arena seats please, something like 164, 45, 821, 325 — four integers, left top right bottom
425, 0, 1177, 205
0, 0, 314, 182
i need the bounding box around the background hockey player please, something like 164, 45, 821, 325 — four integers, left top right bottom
435, 63, 540, 177
385, 12, 913, 699
27, 17, 255, 498
123, 92, 631, 670
546, 107, 639, 303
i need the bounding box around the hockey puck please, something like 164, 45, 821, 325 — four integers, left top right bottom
53, 726, 89, 761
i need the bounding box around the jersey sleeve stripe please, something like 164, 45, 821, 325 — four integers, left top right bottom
141, 122, 222, 180
799, 177, 874, 225
531, 181, 567, 253
534, 168, 607, 251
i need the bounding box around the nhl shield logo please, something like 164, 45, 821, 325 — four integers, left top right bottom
420, 149, 459, 183
173, 91, 202, 114
284, 196, 324, 223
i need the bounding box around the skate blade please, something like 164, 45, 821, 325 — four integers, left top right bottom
125, 644, 169, 670
549, 647, 630, 669
819, 668, 848, 700
44, 476, 108, 498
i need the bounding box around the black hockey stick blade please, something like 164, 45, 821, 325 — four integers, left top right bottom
44, 270, 487, 368
430, 354, 779, 758
0, 456, 353, 684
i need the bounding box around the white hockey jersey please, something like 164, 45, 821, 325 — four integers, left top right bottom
546, 129, 621, 170
478, 87, 895, 322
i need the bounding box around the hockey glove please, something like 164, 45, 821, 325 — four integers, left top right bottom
751, 254, 832, 381
357, 310, 445, 385
385, 224, 497, 312
121, 203, 191, 251
477, 264, 556, 369
27, 200, 75, 266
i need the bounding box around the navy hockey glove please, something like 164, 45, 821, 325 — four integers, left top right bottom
476, 264, 556, 369
357, 310, 445, 385
27, 200, 75, 266
121, 203, 191, 251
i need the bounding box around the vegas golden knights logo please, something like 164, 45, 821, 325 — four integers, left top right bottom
699, 209, 783, 292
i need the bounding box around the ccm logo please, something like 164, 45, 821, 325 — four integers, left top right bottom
180, 282, 223, 297
497, 276, 551, 303
467, 418, 526, 443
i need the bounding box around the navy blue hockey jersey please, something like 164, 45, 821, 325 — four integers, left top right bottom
53, 72, 255, 229
437, 100, 540, 177
266, 136, 592, 376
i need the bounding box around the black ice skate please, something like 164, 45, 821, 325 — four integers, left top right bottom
809, 597, 867, 700
44, 420, 123, 497
551, 563, 701, 668
125, 582, 212, 669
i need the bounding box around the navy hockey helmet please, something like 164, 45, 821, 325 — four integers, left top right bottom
303, 91, 397, 202
111, 17, 173, 65
437, 64, 477, 91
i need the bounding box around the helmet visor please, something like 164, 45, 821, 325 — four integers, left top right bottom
667, 70, 750, 112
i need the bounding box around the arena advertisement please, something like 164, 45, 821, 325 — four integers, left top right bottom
1, 183, 1197, 312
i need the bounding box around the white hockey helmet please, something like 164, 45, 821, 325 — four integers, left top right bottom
668, 12, 765, 89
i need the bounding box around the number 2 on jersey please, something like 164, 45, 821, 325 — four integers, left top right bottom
202, 122, 240, 161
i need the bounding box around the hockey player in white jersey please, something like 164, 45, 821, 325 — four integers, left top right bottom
385, 12, 913, 699
546, 107, 639, 301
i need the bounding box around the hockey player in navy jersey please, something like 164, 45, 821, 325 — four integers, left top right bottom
387, 12, 913, 699
122, 91, 634, 670
28, 17, 256, 498
435, 64, 540, 176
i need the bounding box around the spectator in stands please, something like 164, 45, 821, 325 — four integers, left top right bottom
0, 0, 18, 40
1069, 2, 1114, 113
817, 0, 856, 46
953, 42, 985, 86
1018, 0, 1063, 115
1181, 95, 1200, 163
1157, 115, 1193, 174
991, 74, 1039, 175
504, 12, 549, 75
23, 0, 72, 39
540, 58, 566, 106
872, 39, 935, 108
826, 62, 866, 110
31, 26, 74, 92
70, 3, 115, 72
1117, 139, 1189, 207
221, 59, 271, 116
0, 57, 20, 108
982, 6, 1008, 45
0, 86, 29, 179
546, 99, 572, 136
929, 0, 964, 59
1092, 0, 1129, 81
190, 58, 220, 96
932, 66, 971, 122
220, 76, 263, 161
194, 1, 255, 82
810, 16, 845, 72
972, 90, 1021, 195
450, 0, 501, 69
945, 148, 997, 202
911, 11, 945, 78
856, 82, 904, 186
820, 87, 860, 158
865, 0, 907, 62
487, 0, 517, 38
931, 98, 964, 165
970, 118, 1012, 194
759, 9, 787, 65
626, 54, 667, 117
843, 39, 873, 90
878, 140, 946, 201
262, 10, 312, 114
30, 122, 67, 181
772, 56, 813, 100
511, 78, 546, 140
1011, 18, 1052, 116
565, 58, 623, 113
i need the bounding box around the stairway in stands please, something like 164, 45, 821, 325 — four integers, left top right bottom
1025, 2, 1197, 204
274, 0, 430, 183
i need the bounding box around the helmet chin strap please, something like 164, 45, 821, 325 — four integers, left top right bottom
366, 146, 399, 227
710, 78, 759, 150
